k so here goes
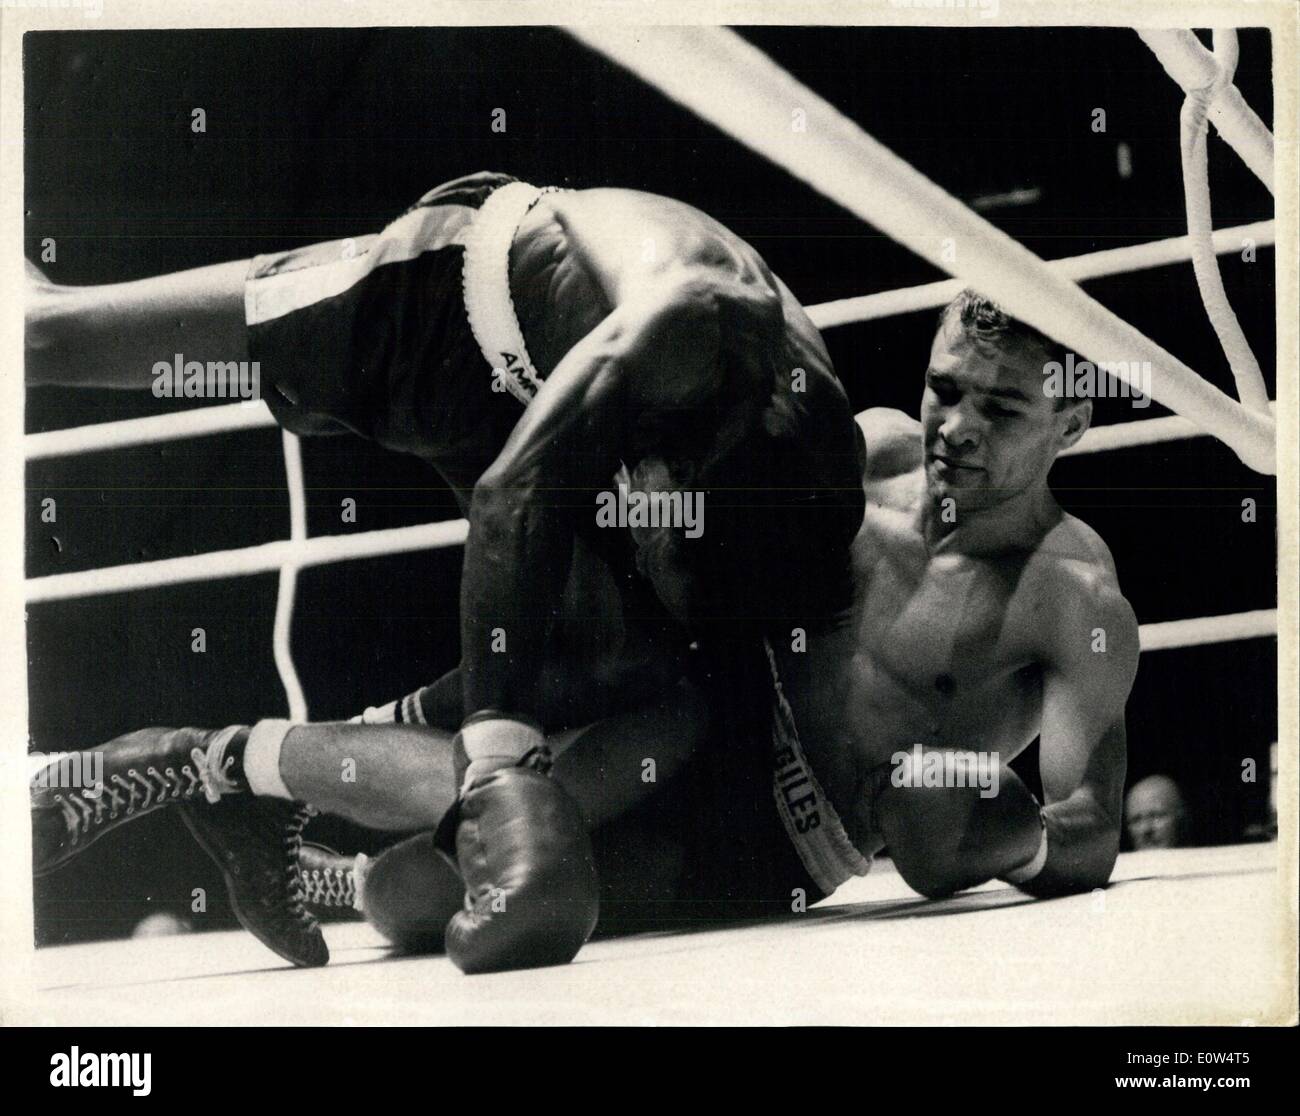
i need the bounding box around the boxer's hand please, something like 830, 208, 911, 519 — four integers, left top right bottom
453, 713, 548, 791
445, 765, 599, 974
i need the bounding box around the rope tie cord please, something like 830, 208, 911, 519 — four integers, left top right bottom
564, 26, 1275, 475
1178, 29, 1271, 416
1138, 29, 1275, 195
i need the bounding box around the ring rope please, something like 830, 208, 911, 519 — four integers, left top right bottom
21, 29, 1281, 695
25, 400, 275, 461
565, 26, 1274, 475
1178, 30, 1271, 415
1059, 402, 1275, 457
22, 219, 1275, 464
1138, 609, 1277, 653
25, 520, 468, 604
271, 429, 309, 722
1137, 29, 1275, 195
808, 219, 1273, 330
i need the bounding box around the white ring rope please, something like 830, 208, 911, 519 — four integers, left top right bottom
25, 519, 469, 604
1138, 609, 1277, 653
272, 429, 309, 722
1179, 30, 1271, 415
21, 28, 1280, 676
1137, 29, 1275, 195
1062, 402, 1276, 457
22, 218, 1276, 464
807, 219, 1274, 330
24, 399, 276, 461
565, 26, 1274, 475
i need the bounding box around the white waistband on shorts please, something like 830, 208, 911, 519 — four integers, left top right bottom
461, 180, 561, 407
765, 639, 873, 896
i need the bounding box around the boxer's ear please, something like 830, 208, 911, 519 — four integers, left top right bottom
1058, 399, 1092, 450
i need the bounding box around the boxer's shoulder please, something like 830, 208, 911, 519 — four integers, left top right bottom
1024, 513, 1136, 651
1033, 511, 1120, 586
508, 191, 615, 370
510, 184, 758, 364
856, 407, 923, 482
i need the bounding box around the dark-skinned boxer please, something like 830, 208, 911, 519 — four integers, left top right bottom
28, 172, 865, 970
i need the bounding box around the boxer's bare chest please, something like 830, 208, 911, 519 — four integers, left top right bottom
780, 473, 1053, 821
845, 497, 1048, 764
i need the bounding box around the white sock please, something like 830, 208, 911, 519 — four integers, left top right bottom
244, 719, 295, 800
352, 852, 371, 913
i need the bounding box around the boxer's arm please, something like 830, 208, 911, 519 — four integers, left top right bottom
1019, 579, 1138, 896
26, 258, 251, 389
460, 270, 741, 725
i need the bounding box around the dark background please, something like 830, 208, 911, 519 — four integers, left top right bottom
24, 26, 1278, 943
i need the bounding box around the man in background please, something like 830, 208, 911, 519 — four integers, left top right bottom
1124, 774, 1190, 849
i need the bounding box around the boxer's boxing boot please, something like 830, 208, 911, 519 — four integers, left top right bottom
298, 842, 361, 915
31, 725, 247, 876
178, 797, 328, 968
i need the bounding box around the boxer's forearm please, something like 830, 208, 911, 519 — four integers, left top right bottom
457, 304, 664, 721
26, 259, 250, 388
1018, 796, 1120, 897
460, 477, 576, 718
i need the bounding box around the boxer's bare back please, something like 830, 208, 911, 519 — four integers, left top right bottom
485, 186, 862, 707
510, 187, 835, 387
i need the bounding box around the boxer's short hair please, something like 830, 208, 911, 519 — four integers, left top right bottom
939, 290, 1074, 409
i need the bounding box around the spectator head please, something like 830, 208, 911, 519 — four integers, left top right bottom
1125, 775, 1189, 850
131, 912, 191, 938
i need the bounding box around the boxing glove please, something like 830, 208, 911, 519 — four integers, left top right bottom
358, 834, 467, 954
444, 758, 599, 975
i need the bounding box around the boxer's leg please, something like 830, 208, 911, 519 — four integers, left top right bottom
550, 677, 706, 830
273, 677, 706, 832
352, 668, 462, 732
273, 721, 457, 832
873, 752, 1044, 898
30, 677, 705, 871
27, 258, 250, 389
302, 680, 707, 950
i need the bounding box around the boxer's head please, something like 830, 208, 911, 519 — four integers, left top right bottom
922, 291, 1089, 510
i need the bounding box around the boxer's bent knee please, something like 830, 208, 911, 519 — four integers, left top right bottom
552, 678, 708, 830
362, 832, 464, 954
590, 775, 692, 937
